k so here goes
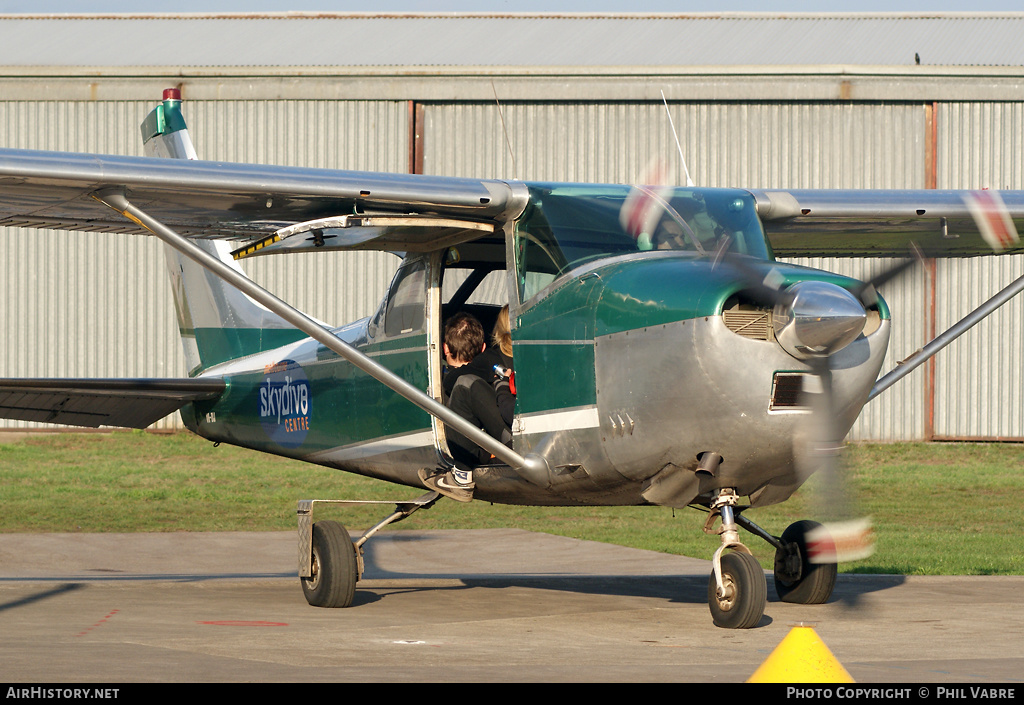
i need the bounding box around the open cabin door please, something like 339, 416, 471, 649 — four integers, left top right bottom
426, 249, 456, 467
235, 214, 505, 468
430, 236, 516, 464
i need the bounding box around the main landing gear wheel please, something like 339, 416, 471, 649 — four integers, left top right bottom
774, 520, 838, 604
301, 520, 358, 608
708, 551, 766, 629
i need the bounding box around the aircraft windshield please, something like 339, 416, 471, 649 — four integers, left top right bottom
514, 184, 770, 302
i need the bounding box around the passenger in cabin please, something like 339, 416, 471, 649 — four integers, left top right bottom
419, 311, 512, 502
476, 304, 515, 427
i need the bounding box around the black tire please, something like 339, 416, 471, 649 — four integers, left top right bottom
301, 520, 358, 608
708, 551, 766, 629
773, 520, 837, 604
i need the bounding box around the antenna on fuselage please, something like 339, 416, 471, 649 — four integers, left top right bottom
661, 90, 694, 187
491, 81, 518, 181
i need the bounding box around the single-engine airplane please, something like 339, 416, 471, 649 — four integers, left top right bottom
1, 90, 1023, 629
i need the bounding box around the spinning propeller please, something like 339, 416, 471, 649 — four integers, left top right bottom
716, 248, 926, 563
622, 151, 1017, 565
716, 186, 1016, 564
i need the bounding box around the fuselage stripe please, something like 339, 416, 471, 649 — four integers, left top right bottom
303, 406, 601, 463
306, 430, 434, 462
518, 406, 600, 434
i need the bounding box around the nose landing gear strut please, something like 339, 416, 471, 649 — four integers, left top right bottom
704, 488, 767, 629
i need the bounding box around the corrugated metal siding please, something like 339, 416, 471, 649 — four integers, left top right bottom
932, 255, 1024, 440
686, 102, 926, 189
0, 99, 406, 429
938, 102, 1024, 190
931, 102, 1024, 439
0, 229, 176, 378
423, 101, 926, 189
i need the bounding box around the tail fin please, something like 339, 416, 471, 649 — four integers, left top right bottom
142, 89, 305, 375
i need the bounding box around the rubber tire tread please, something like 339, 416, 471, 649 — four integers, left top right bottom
708, 551, 767, 630
301, 520, 357, 608
774, 520, 838, 605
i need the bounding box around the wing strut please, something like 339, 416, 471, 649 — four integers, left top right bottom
869, 268, 1024, 401
93, 188, 553, 484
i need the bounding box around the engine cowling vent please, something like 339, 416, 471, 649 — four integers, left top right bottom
770, 372, 813, 411
723, 306, 773, 341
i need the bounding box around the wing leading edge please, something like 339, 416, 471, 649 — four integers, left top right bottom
0, 378, 225, 429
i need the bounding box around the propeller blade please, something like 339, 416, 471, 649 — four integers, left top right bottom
802, 356, 875, 563
712, 251, 793, 309
801, 246, 927, 563
717, 244, 927, 564
963, 190, 1021, 252
619, 158, 680, 252
852, 244, 925, 308
806, 518, 875, 564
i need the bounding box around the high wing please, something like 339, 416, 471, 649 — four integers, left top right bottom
0, 378, 225, 429
0, 147, 522, 245
753, 188, 1024, 256
0, 148, 1022, 257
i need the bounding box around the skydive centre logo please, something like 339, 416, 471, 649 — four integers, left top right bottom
259, 360, 311, 448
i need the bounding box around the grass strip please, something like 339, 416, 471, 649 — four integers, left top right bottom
1, 431, 1021, 575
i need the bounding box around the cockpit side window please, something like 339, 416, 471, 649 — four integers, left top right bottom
513, 203, 563, 302
442, 267, 507, 307
513, 184, 770, 303
382, 259, 427, 337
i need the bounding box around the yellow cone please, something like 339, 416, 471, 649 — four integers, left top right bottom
748, 625, 854, 683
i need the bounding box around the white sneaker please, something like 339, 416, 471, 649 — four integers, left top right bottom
418, 468, 474, 503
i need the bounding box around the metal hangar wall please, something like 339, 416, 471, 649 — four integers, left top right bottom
0, 13, 1022, 440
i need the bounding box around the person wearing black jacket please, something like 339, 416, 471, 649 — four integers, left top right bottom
478, 304, 515, 427
419, 312, 512, 502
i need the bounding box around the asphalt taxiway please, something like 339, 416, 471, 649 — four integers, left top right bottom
1, 529, 1022, 683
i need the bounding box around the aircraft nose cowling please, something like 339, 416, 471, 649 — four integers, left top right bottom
772, 281, 867, 359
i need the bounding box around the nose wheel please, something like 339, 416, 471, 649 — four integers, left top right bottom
705, 489, 767, 629
708, 551, 767, 629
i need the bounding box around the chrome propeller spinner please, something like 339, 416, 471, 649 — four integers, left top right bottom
772, 280, 867, 360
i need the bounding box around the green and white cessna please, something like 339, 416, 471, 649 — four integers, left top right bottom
1, 90, 1022, 629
